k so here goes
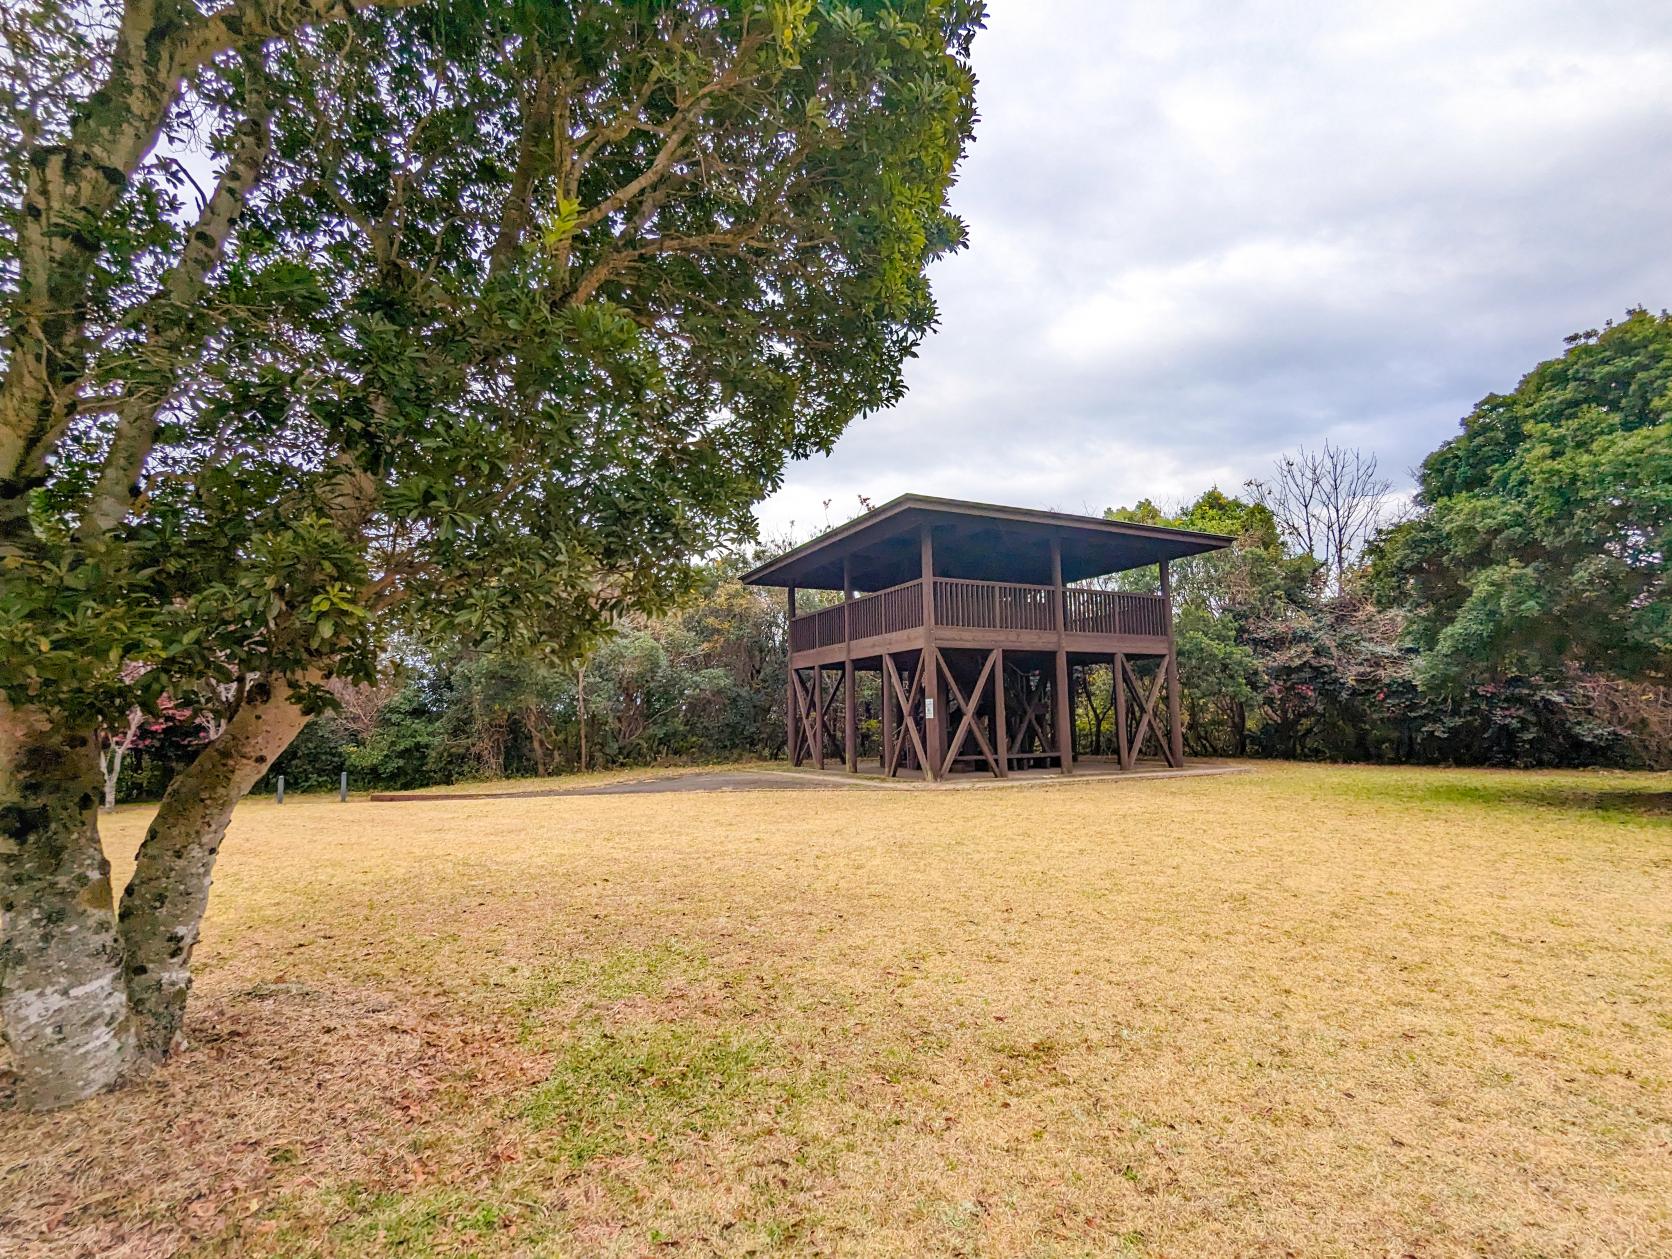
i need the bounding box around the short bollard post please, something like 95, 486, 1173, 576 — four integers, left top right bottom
340, 770, 348, 802
276, 775, 285, 805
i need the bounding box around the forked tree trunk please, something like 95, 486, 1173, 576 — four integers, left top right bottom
0, 699, 136, 1108
118, 674, 314, 1059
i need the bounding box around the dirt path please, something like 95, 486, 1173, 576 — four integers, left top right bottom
369, 770, 855, 802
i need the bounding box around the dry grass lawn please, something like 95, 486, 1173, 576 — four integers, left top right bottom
2, 762, 1669, 1257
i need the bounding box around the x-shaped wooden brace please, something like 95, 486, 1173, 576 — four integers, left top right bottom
1006, 665, 1052, 756
1119, 655, 1173, 768
822, 684, 844, 760
883, 654, 929, 778
790, 667, 841, 768
937, 646, 999, 777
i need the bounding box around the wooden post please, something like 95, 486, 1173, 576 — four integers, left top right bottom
1051, 536, 1073, 775
920, 527, 942, 780
993, 648, 1009, 777
1162, 558, 1184, 768
1114, 652, 1131, 770
881, 654, 896, 774
843, 558, 857, 772
785, 586, 798, 764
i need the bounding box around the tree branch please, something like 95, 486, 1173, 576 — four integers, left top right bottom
80, 63, 275, 541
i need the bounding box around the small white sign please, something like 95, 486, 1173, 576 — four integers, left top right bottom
924, 697, 936, 720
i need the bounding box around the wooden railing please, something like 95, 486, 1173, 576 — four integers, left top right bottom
933, 577, 1058, 632
849, 579, 924, 640
1063, 588, 1168, 637
791, 579, 1167, 651
789, 602, 847, 652
790, 579, 923, 652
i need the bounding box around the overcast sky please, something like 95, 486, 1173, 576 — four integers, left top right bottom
754, 0, 1672, 538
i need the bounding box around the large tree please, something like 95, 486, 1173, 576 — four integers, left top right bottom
1373, 310, 1671, 688
0, 0, 981, 1107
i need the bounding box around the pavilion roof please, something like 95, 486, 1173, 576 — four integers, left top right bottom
741, 494, 1233, 591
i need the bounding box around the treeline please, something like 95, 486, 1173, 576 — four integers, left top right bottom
110, 563, 790, 798
227, 474, 1660, 793
111, 312, 1669, 798
1098, 487, 1657, 769
109, 540, 1659, 800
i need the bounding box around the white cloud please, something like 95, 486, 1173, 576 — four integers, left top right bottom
754, 0, 1672, 547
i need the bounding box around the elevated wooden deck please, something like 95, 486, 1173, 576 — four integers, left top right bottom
788, 578, 1170, 666
744, 494, 1233, 781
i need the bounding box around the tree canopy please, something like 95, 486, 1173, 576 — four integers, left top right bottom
5, 0, 984, 729
0, 0, 983, 1109
1372, 309, 1671, 688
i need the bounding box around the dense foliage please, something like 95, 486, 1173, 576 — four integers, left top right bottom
177, 471, 1657, 803
260, 559, 789, 792
121, 303, 1672, 805
1098, 491, 1637, 768
1371, 310, 1671, 689
5, 0, 984, 731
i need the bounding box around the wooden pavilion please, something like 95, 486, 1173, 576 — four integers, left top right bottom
742, 494, 1232, 780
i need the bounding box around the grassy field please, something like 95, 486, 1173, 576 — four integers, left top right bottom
2, 763, 1669, 1257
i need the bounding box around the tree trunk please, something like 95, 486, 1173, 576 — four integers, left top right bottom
117, 674, 314, 1059
100, 708, 143, 814
0, 699, 136, 1109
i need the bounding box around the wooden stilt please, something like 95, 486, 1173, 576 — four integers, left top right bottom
1050, 536, 1073, 775
884, 653, 928, 777
1114, 652, 1131, 770
1054, 649, 1073, 774
920, 528, 942, 781
843, 559, 858, 772
923, 647, 945, 779
785, 587, 797, 763
1162, 558, 1184, 768
993, 648, 1008, 777
843, 659, 857, 773
881, 655, 896, 774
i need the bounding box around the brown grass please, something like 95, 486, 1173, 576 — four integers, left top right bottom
2, 762, 1669, 1257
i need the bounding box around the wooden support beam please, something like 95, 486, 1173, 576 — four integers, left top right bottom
1010, 664, 1051, 755
1051, 536, 1073, 775
883, 653, 928, 778
1162, 558, 1184, 768
790, 666, 825, 769
939, 646, 1000, 778
785, 586, 797, 762
1120, 655, 1168, 765
843, 559, 857, 772
1054, 649, 1073, 774
1114, 651, 1131, 770
920, 526, 936, 631
811, 666, 825, 769
920, 528, 943, 780
843, 659, 857, 772
993, 648, 1008, 777
881, 655, 896, 773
